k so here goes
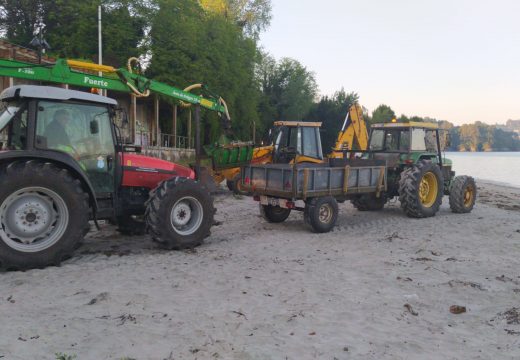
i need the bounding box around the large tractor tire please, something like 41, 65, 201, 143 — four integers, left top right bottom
259, 204, 291, 223
145, 177, 214, 250
304, 196, 338, 233
449, 176, 476, 213
351, 194, 386, 211
398, 160, 443, 218
0, 160, 89, 270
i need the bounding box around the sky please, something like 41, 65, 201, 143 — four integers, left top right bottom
259, 0, 520, 125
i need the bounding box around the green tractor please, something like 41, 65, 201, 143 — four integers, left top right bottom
351, 121, 476, 216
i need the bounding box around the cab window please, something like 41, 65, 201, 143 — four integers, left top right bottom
302, 126, 321, 159
35, 101, 116, 193
0, 103, 28, 150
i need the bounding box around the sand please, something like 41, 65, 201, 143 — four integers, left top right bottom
0, 181, 519, 360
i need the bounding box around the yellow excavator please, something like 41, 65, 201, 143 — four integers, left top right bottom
225, 103, 369, 193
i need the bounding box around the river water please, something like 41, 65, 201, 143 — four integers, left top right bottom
444, 152, 520, 188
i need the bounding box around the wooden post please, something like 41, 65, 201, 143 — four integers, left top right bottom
154, 96, 160, 146
131, 94, 137, 144
194, 105, 201, 179
187, 109, 192, 149
173, 104, 177, 148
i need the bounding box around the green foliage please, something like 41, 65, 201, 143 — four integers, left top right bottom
257, 52, 318, 136
227, 0, 272, 39
0, 0, 147, 67
306, 88, 359, 152
371, 104, 395, 125
0, 0, 45, 46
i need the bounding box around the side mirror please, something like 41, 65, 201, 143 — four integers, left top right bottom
90, 119, 99, 134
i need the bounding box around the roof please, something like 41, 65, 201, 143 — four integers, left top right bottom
371, 121, 439, 129
0, 85, 117, 105
273, 121, 322, 127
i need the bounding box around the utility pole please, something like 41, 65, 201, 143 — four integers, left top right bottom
98, 5, 103, 96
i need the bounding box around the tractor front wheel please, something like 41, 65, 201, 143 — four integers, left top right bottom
449, 176, 476, 213
0, 161, 89, 270
145, 177, 214, 249
398, 160, 443, 218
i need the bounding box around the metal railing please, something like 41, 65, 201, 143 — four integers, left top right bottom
160, 133, 194, 149
135, 131, 194, 149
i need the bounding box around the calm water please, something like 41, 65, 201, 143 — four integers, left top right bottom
444, 152, 520, 188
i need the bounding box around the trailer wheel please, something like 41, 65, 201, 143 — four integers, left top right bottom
449, 176, 476, 213
0, 161, 89, 270
351, 194, 386, 211
304, 196, 338, 233
145, 177, 214, 249
398, 160, 443, 218
259, 204, 291, 223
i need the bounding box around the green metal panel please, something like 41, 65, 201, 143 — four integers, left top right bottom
205, 143, 254, 170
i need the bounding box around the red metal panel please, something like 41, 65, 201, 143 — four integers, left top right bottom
121, 153, 195, 188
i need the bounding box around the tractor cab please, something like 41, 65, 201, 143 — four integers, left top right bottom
270, 121, 324, 164
367, 122, 445, 167
0, 85, 119, 193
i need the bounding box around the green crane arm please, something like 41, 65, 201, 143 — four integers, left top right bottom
0, 58, 228, 115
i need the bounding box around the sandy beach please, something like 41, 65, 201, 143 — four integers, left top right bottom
1, 180, 519, 360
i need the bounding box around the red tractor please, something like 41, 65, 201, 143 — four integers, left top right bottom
0, 85, 215, 270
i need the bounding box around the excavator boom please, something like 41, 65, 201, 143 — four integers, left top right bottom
330, 103, 368, 157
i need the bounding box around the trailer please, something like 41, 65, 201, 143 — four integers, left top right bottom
241, 159, 387, 232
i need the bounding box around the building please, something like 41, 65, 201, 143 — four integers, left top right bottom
0, 39, 194, 161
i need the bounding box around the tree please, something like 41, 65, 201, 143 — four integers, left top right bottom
199, 0, 271, 38
0, 0, 45, 46
257, 55, 318, 132
371, 104, 395, 125
306, 88, 359, 152
0, 0, 147, 67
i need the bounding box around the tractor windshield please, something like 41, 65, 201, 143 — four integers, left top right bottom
0, 102, 20, 132
369, 128, 410, 151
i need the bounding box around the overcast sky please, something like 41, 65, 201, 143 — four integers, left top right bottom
259, 0, 520, 125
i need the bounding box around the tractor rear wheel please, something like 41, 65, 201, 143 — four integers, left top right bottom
259, 204, 291, 223
351, 194, 386, 211
145, 177, 214, 249
0, 160, 89, 270
304, 196, 338, 233
449, 176, 476, 213
398, 160, 443, 218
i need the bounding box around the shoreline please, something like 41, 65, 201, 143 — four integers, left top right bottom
477, 179, 520, 190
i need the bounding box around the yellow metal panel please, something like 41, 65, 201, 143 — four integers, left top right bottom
199, 98, 214, 108
66, 60, 116, 73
